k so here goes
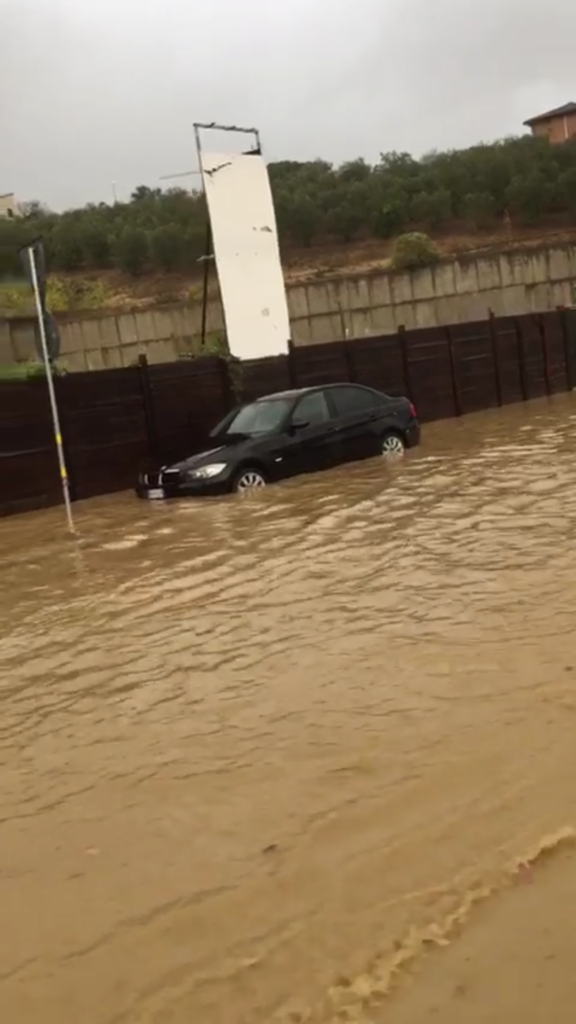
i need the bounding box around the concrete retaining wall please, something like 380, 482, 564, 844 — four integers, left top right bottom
289, 244, 576, 343
2, 243, 576, 370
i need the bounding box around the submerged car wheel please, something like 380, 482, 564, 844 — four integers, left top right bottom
233, 467, 267, 493
381, 432, 405, 458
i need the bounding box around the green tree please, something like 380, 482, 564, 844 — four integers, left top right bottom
19, 200, 50, 218
150, 224, 186, 272
557, 169, 576, 220
0, 217, 27, 275
369, 190, 409, 238
327, 201, 362, 243
410, 188, 452, 230
51, 221, 85, 271
114, 227, 149, 275
5, 133, 576, 281
131, 185, 163, 202
82, 223, 112, 268
338, 158, 372, 183
181, 224, 209, 268
287, 194, 319, 247
326, 182, 369, 242
506, 171, 554, 225
461, 192, 496, 230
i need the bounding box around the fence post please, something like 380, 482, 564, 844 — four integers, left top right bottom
539, 315, 552, 396
138, 355, 159, 462
343, 340, 357, 383
287, 339, 298, 388
218, 355, 236, 410
446, 325, 462, 417
514, 319, 528, 401
488, 310, 503, 407
397, 325, 413, 399
558, 306, 575, 392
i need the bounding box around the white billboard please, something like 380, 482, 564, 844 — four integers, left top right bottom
200, 151, 290, 360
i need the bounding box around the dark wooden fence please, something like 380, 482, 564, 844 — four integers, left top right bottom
2, 309, 576, 517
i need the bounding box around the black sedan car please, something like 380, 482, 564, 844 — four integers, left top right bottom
137, 383, 420, 500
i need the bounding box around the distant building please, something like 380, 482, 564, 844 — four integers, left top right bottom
524, 102, 576, 144
0, 193, 19, 219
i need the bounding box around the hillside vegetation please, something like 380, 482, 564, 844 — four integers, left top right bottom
2, 135, 576, 310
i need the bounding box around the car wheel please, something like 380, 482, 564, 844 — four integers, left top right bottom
381, 432, 405, 458
233, 467, 267, 493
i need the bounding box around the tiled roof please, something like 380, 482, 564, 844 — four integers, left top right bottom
524, 102, 576, 126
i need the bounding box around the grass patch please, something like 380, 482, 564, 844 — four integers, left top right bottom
0, 276, 112, 314
0, 363, 47, 381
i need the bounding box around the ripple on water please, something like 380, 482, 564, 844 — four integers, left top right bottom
1, 395, 576, 1023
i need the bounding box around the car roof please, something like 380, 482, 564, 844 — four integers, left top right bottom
254, 389, 307, 402
254, 383, 378, 403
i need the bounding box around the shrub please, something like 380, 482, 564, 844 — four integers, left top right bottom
391, 232, 440, 271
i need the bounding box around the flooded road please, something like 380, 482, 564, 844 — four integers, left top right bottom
2, 395, 576, 1024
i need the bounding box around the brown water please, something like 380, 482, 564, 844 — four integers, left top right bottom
2, 395, 576, 1024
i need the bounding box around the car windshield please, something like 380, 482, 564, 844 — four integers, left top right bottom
223, 398, 293, 436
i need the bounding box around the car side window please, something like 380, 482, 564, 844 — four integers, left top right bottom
329, 386, 383, 418
292, 391, 331, 426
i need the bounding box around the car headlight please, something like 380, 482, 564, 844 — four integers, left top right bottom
187, 463, 227, 479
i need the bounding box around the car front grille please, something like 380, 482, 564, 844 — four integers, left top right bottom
143, 467, 182, 489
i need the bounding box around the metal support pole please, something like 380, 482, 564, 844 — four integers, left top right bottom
28, 246, 75, 534
194, 124, 211, 349
199, 219, 212, 348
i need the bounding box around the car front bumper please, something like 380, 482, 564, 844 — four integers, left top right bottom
136, 469, 233, 500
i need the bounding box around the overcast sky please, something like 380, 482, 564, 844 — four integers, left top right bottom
2, 0, 575, 211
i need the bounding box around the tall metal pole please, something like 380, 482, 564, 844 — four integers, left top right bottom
194, 123, 211, 349
199, 220, 212, 348
28, 246, 75, 534
159, 163, 210, 347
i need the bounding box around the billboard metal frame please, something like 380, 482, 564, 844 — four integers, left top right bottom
192, 122, 262, 349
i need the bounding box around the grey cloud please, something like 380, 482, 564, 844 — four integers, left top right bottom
2, 0, 575, 210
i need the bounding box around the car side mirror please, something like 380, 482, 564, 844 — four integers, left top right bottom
289, 418, 310, 433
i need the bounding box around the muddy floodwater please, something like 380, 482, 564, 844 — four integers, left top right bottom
2, 395, 576, 1024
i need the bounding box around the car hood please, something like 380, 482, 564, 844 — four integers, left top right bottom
169, 437, 252, 472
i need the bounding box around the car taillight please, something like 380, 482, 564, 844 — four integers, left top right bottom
409, 402, 417, 419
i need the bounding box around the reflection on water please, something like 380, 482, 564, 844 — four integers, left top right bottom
2, 395, 576, 1023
